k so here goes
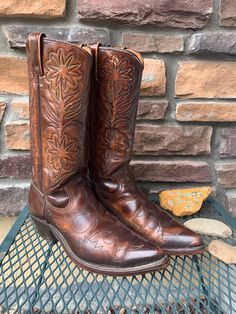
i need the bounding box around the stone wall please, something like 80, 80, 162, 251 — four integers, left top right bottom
0, 0, 236, 217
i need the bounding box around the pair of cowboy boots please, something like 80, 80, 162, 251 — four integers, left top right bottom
26, 33, 204, 276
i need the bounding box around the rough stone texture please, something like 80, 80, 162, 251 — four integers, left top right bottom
0, 0, 66, 18
131, 160, 211, 182
220, 0, 236, 27
176, 61, 236, 99
11, 101, 29, 119
3, 25, 111, 48
141, 59, 166, 96
188, 32, 236, 55
4, 121, 30, 150
184, 218, 232, 238
78, 0, 213, 29
176, 102, 236, 121
0, 102, 6, 122
226, 192, 236, 218
0, 155, 31, 179
208, 240, 236, 264
159, 187, 212, 217
216, 163, 236, 188
0, 187, 29, 216
137, 101, 168, 120
134, 125, 212, 155
122, 33, 184, 53
0, 57, 28, 95
219, 129, 236, 158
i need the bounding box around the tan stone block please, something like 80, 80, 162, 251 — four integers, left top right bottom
134, 124, 212, 155
220, 0, 236, 27
220, 129, 236, 158
0, 57, 28, 95
137, 101, 168, 120
5, 121, 30, 150
141, 59, 166, 96
0, 0, 66, 18
176, 61, 236, 98
0, 102, 6, 122
122, 33, 184, 53
176, 102, 236, 121
131, 160, 211, 182
216, 163, 236, 188
11, 101, 29, 119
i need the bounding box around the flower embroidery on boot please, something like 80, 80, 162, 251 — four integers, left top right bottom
42, 47, 88, 189
101, 55, 134, 94
46, 133, 78, 172
95, 54, 140, 176
104, 129, 129, 160
44, 48, 82, 93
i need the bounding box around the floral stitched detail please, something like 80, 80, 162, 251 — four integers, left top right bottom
101, 55, 134, 94
46, 134, 78, 171
44, 48, 82, 93
103, 129, 129, 160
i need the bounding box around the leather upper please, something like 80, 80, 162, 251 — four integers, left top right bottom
91, 47, 203, 252
29, 179, 165, 267
26, 33, 166, 270
94, 172, 203, 250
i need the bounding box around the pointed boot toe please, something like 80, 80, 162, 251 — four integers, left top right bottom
160, 225, 205, 255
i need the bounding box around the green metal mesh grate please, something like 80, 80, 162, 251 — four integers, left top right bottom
0, 197, 235, 313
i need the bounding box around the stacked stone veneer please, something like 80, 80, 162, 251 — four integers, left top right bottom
0, 0, 236, 217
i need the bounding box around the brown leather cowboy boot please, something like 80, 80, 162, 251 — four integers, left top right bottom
26, 33, 169, 276
90, 46, 205, 255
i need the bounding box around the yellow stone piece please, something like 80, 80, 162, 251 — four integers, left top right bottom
159, 187, 212, 217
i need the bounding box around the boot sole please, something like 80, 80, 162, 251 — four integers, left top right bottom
31, 215, 170, 276
162, 245, 206, 256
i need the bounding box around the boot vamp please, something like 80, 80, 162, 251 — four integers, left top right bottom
45, 180, 165, 267
95, 180, 203, 250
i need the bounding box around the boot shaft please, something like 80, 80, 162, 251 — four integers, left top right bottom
91, 47, 144, 178
27, 33, 92, 193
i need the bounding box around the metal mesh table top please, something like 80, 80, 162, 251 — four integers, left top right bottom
0, 197, 236, 314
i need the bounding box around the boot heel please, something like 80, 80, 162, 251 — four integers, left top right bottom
31, 215, 57, 243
